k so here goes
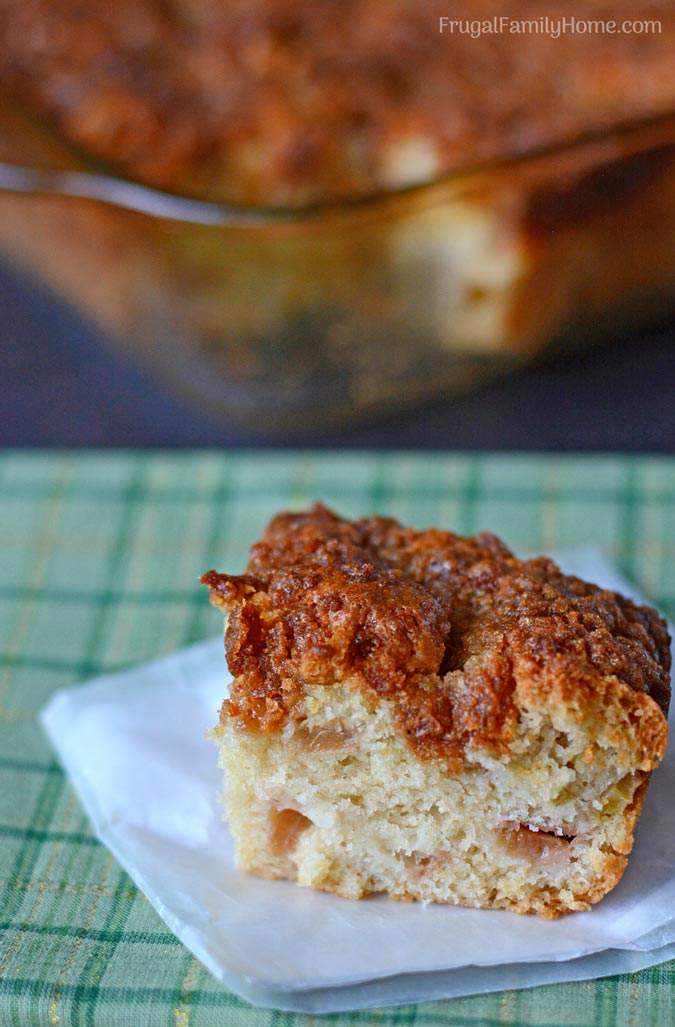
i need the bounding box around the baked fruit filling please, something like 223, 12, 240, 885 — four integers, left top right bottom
203, 504, 670, 917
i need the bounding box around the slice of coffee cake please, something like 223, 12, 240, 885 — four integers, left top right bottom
202, 505, 670, 917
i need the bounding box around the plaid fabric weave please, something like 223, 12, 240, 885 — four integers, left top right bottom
1, 450, 674, 1026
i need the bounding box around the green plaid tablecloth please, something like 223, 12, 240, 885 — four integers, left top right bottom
1, 450, 674, 1026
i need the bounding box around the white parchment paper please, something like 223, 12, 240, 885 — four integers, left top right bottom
40, 550, 675, 1012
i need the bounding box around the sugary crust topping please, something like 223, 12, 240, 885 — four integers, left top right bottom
2, 1, 674, 205
202, 504, 671, 762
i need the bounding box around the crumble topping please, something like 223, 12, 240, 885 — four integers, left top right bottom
2, 1, 674, 204
202, 504, 671, 759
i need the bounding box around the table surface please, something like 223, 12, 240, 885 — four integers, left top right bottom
1, 260, 674, 450
1, 450, 674, 1026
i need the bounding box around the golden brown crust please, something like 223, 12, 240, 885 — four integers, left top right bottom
202, 504, 671, 767
2, 2, 674, 205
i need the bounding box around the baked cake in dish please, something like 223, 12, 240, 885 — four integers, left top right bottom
2, 1, 674, 205
0, 1, 674, 429
203, 505, 671, 918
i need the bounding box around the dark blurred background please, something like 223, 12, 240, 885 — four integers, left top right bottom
1, 258, 673, 451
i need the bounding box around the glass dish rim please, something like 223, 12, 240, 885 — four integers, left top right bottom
0, 109, 673, 229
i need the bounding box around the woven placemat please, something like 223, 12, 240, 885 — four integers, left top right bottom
1, 451, 673, 1026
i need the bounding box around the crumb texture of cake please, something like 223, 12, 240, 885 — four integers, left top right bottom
203, 504, 670, 917
2, 1, 674, 204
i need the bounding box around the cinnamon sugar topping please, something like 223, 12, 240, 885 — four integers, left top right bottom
202, 504, 671, 758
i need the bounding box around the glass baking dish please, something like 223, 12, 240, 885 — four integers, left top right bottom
0, 97, 673, 432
